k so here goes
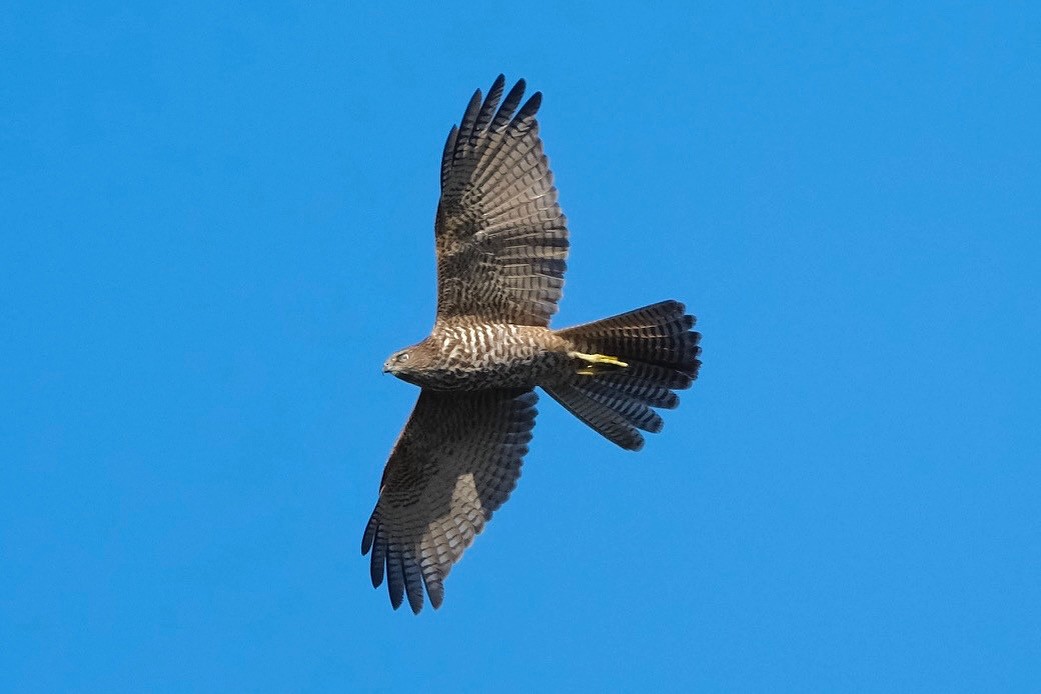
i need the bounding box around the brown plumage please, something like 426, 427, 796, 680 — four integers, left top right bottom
363, 76, 702, 613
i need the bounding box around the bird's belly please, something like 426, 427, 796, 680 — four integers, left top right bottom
418, 325, 568, 391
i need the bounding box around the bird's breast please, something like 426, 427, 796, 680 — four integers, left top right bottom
416, 323, 566, 391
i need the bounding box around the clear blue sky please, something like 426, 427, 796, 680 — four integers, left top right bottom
3, 2, 1039, 691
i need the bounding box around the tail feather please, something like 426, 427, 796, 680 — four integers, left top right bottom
594, 362, 683, 408
546, 300, 701, 450
557, 300, 700, 376
568, 377, 664, 433
545, 382, 649, 451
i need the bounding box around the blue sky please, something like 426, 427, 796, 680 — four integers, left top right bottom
3, 2, 1039, 691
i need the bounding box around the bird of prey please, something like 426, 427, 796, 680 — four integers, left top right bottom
362, 76, 701, 613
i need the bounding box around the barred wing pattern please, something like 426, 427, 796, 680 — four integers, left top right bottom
362, 388, 538, 613
435, 75, 569, 327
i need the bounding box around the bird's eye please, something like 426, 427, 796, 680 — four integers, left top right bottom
397, 352, 410, 362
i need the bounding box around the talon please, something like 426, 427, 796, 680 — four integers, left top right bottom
568, 351, 628, 374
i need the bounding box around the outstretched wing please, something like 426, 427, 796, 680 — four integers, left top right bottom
362, 388, 538, 613
435, 75, 569, 327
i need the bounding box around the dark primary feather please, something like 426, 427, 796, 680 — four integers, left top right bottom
362, 388, 538, 613
434, 76, 568, 327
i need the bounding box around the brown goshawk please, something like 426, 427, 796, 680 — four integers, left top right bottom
362, 76, 702, 613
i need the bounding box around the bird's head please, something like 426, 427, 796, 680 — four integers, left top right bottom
383, 340, 433, 384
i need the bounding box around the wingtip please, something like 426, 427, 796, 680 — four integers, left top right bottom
369, 552, 385, 589
361, 513, 378, 555
426, 578, 445, 611
459, 88, 484, 133
516, 90, 543, 122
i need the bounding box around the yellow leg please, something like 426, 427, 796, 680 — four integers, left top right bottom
569, 351, 628, 376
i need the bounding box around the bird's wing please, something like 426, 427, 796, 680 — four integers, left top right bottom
434, 75, 569, 327
362, 388, 538, 613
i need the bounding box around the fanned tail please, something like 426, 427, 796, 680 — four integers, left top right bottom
545, 301, 701, 450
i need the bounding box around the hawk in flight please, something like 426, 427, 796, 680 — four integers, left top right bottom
362, 76, 701, 613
